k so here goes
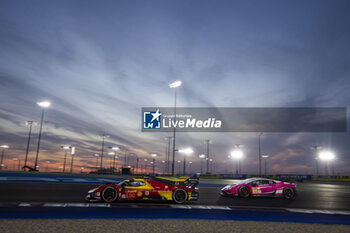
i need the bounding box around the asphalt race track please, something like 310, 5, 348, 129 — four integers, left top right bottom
1, 180, 350, 211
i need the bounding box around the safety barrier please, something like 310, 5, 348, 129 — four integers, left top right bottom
312, 175, 350, 182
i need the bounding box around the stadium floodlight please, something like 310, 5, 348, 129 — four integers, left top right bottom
37, 101, 51, 108
318, 151, 335, 161
230, 150, 243, 160
178, 148, 194, 155
169, 80, 182, 88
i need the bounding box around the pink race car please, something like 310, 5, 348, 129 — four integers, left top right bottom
221, 178, 296, 199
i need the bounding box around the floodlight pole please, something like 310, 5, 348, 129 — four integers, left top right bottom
311, 146, 322, 176
152, 158, 156, 175
235, 159, 238, 174
201, 158, 203, 174
99, 134, 109, 169
34, 109, 45, 170
70, 148, 75, 173
171, 89, 177, 176
258, 133, 263, 176
165, 136, 171, 174
206, 140, 210, 174
0, 148, 7, 170
183, 154, 186, 175
63, 150, 67, 172
24, 121, 34, 169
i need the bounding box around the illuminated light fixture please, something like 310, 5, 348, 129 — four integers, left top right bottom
262, 155, 269, 158
169, 80, 182, 88
199, 154, 206, 159
0, 145, 9, 149
108, 152, 115, 155
230, 150, 243, 160
178, 148, 194, 155
150, 153, 157, 157
37, 101, 51, 108
112, 147, 120, 150
318, 151, 335, 161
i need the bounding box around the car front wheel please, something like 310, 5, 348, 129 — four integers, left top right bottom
101, 186, 118, 203
238, 186, 251, 198
172, 188, 188, 204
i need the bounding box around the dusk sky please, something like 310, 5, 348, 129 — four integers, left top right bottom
0, 0, 349, 174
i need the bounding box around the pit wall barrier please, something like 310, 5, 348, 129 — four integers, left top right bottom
312, 175, 350, 182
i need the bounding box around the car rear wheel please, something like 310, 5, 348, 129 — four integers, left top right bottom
283, 187, 295, 199
238, 186, 251, 198
172, 188, 188, 204
101, 186, 118, 203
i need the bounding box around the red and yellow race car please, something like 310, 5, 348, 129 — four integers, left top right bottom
85, 176, 199, 204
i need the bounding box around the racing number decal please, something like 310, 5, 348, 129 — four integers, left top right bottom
128, 192, 136, 198
251, 187, 261, 194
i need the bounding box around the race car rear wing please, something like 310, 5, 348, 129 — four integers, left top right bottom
184, 177, 199, 189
